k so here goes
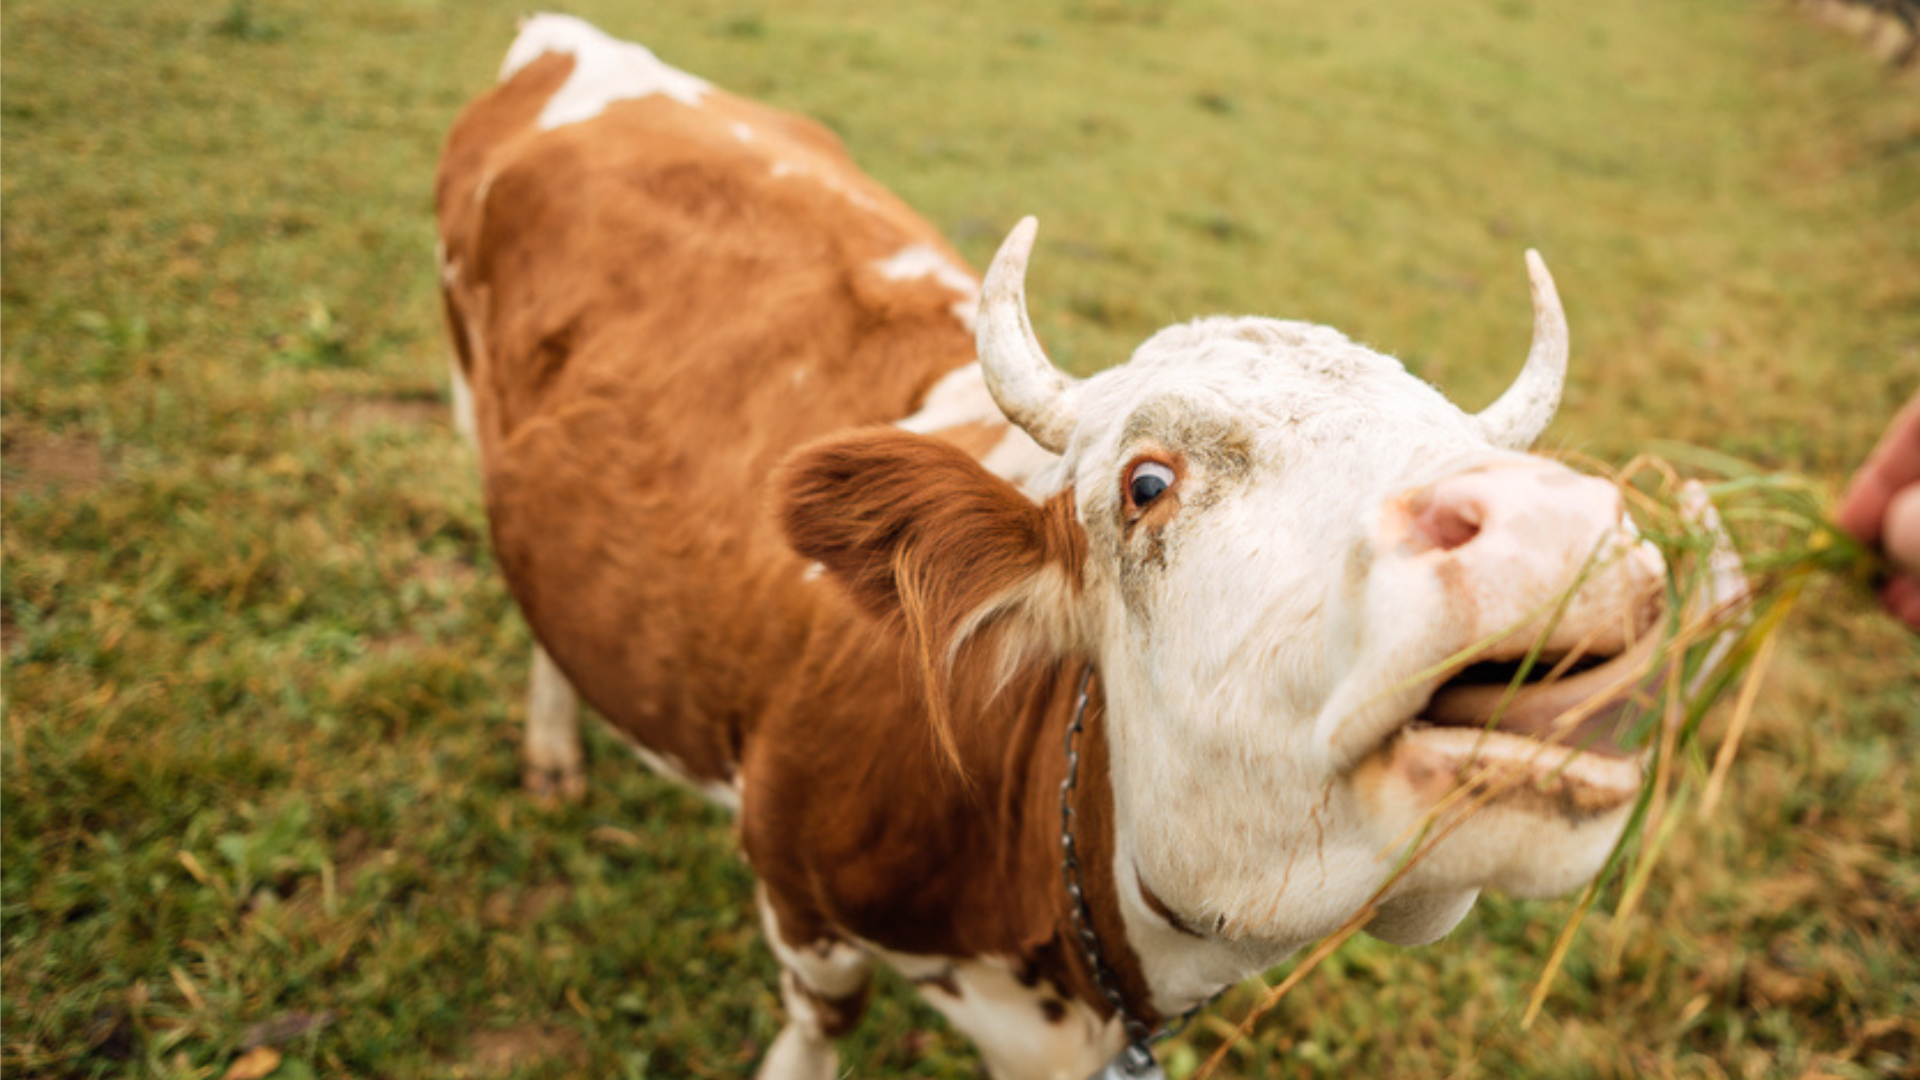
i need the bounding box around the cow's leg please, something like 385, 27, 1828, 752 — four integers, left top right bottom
897, 956, 1121, 1080
756, 891, 873, 1080
524, 643, 585, 801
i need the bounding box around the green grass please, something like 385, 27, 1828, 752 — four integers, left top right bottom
4, 1, 1917, 1077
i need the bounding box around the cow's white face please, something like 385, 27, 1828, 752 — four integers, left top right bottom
1030, 315, 1660, 959
977, 220, 1669, 976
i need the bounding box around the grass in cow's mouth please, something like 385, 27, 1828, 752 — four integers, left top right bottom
1517, 450, 1876, 1022
1194, 454, 1882, 1076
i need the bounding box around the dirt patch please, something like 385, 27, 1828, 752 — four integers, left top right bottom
467, 1024, 586, 1077
324, 391, 449, 431
4, 429, 107, 495
365, 631, 428, 658
409, 553, 482, 590
481, 882, 573, 930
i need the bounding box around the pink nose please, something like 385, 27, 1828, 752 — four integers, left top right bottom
1389, 463, 1660, 658
1400, 465, 1622, 557
1407, 482, 1486, 552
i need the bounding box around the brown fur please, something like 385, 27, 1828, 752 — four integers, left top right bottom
436, 42, 1158, 1043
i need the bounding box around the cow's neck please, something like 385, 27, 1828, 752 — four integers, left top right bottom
976, 663, 1278, 1029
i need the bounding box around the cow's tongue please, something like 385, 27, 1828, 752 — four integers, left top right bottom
1421, 629, 1665, 758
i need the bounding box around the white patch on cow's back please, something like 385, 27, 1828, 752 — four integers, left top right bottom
872, 243, 982, 332
870, 949, 1121, 1079
502, 14, 709, 131
873, 244, 976, 294
768, 159, 883, 212
731, 121, 755, 142
607, 727, 741, 812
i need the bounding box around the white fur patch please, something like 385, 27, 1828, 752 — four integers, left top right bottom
757, 892, 873, 1080
896, 364, 1057, 490
501, 14, 709, 131
447, 356, 478, 451
872, 950, 1121, 1078
766, 159, 882, 211
897, 364, 999, 435
872, 244, 981, 331
760, 899, 872, 1000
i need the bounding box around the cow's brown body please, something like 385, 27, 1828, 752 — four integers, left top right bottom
435, 32, 1143, 1053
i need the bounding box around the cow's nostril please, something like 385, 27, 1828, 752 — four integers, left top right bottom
1409, 485, 1484, 552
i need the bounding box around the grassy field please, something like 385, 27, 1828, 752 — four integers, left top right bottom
4, 0, 1918, 1076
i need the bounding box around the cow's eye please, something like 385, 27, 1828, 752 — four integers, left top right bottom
1128, 461, 1176, 508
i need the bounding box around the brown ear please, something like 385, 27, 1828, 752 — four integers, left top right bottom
776, 428, 1085, 766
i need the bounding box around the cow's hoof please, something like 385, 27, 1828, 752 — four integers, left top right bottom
524, 762, 587, 803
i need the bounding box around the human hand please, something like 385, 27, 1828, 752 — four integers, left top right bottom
1835, 391, 1920, 630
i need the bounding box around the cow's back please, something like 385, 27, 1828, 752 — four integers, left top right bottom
435, 19, 980, 783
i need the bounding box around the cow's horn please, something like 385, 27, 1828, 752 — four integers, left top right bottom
978, 217, 1079, 455
1476, 250, 1569, 450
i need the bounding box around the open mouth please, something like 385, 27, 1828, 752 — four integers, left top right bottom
1408, 626, 1664, 761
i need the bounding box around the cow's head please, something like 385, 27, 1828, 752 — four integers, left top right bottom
781, 218, 1671, 977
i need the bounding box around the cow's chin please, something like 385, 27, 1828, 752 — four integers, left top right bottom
1348, 634, 1663, 901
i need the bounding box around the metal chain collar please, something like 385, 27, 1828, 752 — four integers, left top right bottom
1059, 666, 1155, 1048
1059, 666, 1212, 1077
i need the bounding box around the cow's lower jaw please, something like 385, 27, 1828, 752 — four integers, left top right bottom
1359, 723, 1643, 826
1349, 725, 1640, 903
1344, 633, 1666, 903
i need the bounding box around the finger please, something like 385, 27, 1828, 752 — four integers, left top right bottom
1882, 574, 1920, 633
1883, 485, 1920, 578
1837, 391, 1920, 544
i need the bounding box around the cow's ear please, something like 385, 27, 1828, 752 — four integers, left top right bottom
776, 428, 1086, 760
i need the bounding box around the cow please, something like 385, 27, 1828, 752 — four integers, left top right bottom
434, 15, 1736, 1078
